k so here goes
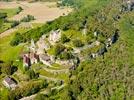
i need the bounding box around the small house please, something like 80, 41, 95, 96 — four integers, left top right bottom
2, 77, 17, 90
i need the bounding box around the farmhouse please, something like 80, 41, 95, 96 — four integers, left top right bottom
3, 77, 17, 90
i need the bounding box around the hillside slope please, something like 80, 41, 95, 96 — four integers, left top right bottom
59, 1, 134, 100
0, 0, 134, 100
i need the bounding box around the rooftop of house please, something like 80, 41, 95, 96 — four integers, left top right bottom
3, 77, 17, 86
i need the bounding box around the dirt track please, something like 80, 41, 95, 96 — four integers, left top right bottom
0, 28, 17, 38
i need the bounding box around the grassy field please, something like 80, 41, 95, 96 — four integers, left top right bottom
0, 8, 19, 18
0, 29, 27, 62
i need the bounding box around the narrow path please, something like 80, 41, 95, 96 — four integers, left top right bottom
0, 22, 33, 38
0, 28, 17, 38
19, 84, 65, 100
42, 67, 69, 74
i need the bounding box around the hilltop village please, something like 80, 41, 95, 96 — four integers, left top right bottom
0, 0, 134, 99
22, 28, 119, 70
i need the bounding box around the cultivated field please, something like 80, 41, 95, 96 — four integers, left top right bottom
0, 1, 72, 23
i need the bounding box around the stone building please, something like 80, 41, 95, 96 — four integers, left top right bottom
3, 77, 17, 90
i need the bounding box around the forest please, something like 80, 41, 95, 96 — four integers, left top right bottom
58, 0, 134, 100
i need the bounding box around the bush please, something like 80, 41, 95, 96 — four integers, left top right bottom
59, 52, 73, 60
26, 69, 39, 79
0, 61, 17, 75
10, 32, 24, 46
53, 44, 65, 56
21, 15, 35, 22
0, 13, 7, 19
8, 80, 48, 100
61, 34, 70, 43
11, 21, 19, 28
18, 7, 23, 12
72, 39, 84, 47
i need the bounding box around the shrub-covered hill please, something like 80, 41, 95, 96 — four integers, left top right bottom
60, 12, 134, 100
58, 1, 134, 100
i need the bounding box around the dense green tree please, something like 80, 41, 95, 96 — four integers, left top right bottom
0, 62, 12, 75
53, 44, 65, 56
21, 15, 35, 22
60, 34, 70, 43
17, 6, 23, 14
11, 21, 19, 28
59, 51, 73, 60
10, 32, 24, 46
26, 69, 39, 79
0, 13, 7, 19
72, 39, 84, 47
34, 93, 49, 100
